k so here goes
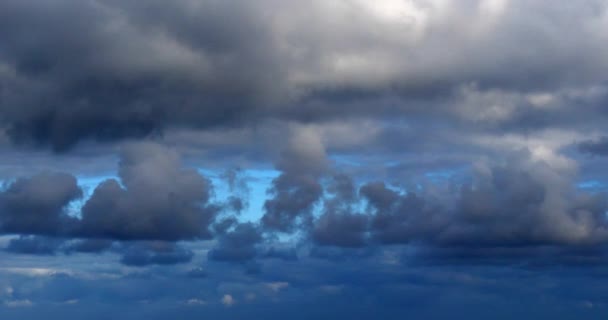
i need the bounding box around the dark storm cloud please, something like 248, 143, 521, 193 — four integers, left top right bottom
79, 143, 219, 241
0, 0, 607, 150
0, 0, 284, 150
0, 172, 81, 235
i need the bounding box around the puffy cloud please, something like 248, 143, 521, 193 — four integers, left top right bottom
262, 126, 326, 232
0, 143, 222, 246
305, 151, 608, 261
0, 172, 82, 235
79, 143, 218, 241
377, 155, 608, 249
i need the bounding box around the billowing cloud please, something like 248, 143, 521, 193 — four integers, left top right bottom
262, 126, 326, 232
0, 172, 81, 235
79, 143, 218, 241
1, 0, 607, 150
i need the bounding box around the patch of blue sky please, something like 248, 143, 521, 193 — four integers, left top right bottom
68, 174, 117, 217
198, 168, 280, 223
330, 155, 362, 167
70, 169, 281, 223
424, 167, 467, 182
577, 180, 608, 192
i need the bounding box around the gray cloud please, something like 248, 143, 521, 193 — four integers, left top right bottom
1, 0, 608, 284
305, 151, 608, 259
1, 0, 607, 150
395, 158, 606, 248
0, 172, 82, 235
3, 1, 608, 318
79, 143, 218, 241
262, 127, 326, 232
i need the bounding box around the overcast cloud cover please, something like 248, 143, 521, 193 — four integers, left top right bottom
1, 0, 608, 318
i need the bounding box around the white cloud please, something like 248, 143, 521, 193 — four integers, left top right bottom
4, 299, 33, 308
221, 294, 235, 307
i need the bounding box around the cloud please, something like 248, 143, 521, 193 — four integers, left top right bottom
262, 126, 326, 232
221, 294, 235, 307
363, 153, 608, 248
0, 172, 82, 235
2, 1, 608, 318
1, 0, 606, 151
4, 299, 33, 308
79, 142, 218, 241
312, 175, 369, 248
0, 143, 226, 252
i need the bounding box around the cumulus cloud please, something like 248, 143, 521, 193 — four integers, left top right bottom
262, 126, 326, 232
312, 174, 369, 248
311, 152, 608, 255
0, 143, 223, 248
79, 143, 218, 241
0, 172, 81, 235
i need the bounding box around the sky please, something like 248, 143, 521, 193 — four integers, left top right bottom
1, 0, 608, 318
